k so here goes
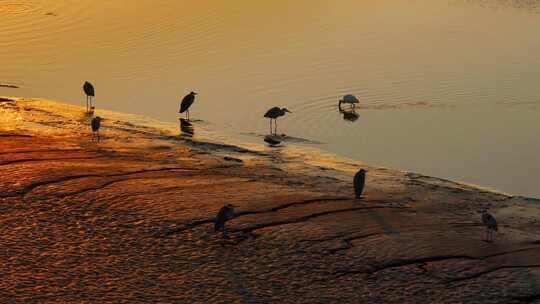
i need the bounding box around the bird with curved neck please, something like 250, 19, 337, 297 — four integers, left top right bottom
264, 107, 291, 135
339, 94, 359, 111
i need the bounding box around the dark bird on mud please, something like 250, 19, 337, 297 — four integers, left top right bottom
264, 135, 281, 146
481, 209, 498, 242
354, 169, 367, 199
215, 203, 236, 233
83, 81, 95, 112
179, 91, 197, 121
339, 94, 359, 109
264, 107, 291, 135
91, 116, 102, 142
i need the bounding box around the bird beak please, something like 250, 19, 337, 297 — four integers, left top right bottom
286, 109, 292, 113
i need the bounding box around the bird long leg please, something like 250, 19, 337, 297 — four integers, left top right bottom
269, 120, 272, 134
274, 120, 278, 135
187, 110, 190, 121
86, 96, 89, 112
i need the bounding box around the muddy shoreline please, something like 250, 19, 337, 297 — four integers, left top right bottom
1, 97, 539, 303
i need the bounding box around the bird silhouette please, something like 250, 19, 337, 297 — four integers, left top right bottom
264, 107, 291, 135
481, 209, 498, 242
83, 81, 95, 112
215, 203, 236, 234
179, 91, 197, 121
353, 169, 366, 199
91, 116, 102, 142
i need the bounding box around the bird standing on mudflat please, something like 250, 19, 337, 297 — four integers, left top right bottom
481, 209, 498, 242
179, 91, 197, 121
264, 107, 291, 135
215, 203, 236, 234
83, 81, 95, 112
354, 169, 367, 199
91, 116, 102, 142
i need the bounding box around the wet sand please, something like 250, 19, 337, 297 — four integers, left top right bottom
1, 97, 540, 303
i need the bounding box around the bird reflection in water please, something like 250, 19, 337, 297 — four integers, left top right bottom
179, 118, 194, 137
338, 103, 359, 122
264, 135, 282, 147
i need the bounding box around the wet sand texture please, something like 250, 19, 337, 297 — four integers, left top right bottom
1, 98, 540, 303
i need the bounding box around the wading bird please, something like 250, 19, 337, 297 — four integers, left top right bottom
91, 116, 102, 142
83, 81, 95, 112
215, 203, 236, 234
264, 107, 291, 134
179, 91, 197, 121
481, 209, 498, 242
354, 169, 367, 199
339, 94, 359, 110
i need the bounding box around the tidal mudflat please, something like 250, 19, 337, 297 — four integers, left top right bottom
1, 97, 540, 303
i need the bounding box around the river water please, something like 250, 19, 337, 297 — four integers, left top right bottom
1, 0, 539, 197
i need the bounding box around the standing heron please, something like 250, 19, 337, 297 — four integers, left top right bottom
215, 203, 236, 234
83, 81, 95, 112
481, 209, 498, 242
339, 94, 359, 110
264, 107, 291, 135
91, 116, 102, 142
353, 169, 367, 199
179, 91, 197, 121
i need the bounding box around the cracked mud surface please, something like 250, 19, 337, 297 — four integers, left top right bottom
1, 98, 540, 303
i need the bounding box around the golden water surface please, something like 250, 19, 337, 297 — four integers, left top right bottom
1, 0, 539, 197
